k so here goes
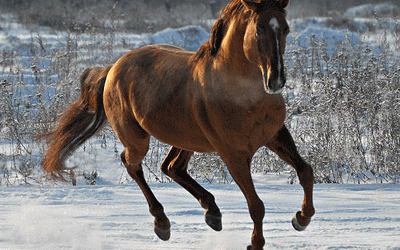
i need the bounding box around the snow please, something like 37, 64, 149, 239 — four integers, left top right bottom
343, 3, 400, 18
144, 25, 209, 51
287, 17, 388, 56
1, 175, 400, 249
289, 23, 362, 56
1, 4, 400, 250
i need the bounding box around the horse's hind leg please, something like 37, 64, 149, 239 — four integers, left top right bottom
113, 118, 171, 240
266, 125, 315, 231
121, 148, 171, 240
161, 146, 222, 231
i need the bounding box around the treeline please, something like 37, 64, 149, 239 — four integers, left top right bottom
1, 0, 398, 33
0, 0, 225, 32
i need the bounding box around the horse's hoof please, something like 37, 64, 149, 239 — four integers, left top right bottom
292, 211, 309, 231
205, 212, 222, 231
154, 226, 171, 241
246, 245, 263, 250
154, 217, 171, 241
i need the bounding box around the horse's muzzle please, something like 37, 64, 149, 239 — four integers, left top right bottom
266, 76, 285, 94
261, 66, 286, 95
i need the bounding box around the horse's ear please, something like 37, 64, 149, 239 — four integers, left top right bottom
277, 0, 289, 8
241, 0, 263, 12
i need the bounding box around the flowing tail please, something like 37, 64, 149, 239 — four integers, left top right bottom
42, 66, 112, 179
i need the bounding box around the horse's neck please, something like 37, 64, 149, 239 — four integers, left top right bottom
214, 18, 258, 79
194, 18, 267, 107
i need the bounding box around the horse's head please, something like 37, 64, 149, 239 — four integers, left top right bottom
242, 0, 290, 94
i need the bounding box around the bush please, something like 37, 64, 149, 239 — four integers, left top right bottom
284, 26, 400, 183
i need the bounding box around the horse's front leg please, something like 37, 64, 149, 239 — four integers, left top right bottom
221, 152, 265, 250
266, 125, 315, 230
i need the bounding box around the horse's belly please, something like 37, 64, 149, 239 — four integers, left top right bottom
140, 116, 215, 153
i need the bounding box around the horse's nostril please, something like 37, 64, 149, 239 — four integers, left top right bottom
266, 78, 285, 95
280, 79, 286, 88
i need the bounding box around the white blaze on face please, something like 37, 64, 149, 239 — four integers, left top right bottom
269, 17, 282, 84
269, 17, 279, 32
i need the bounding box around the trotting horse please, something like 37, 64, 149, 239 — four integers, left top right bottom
42, 0, 315, 249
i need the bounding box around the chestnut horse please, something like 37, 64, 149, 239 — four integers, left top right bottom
42, 0, 315, 249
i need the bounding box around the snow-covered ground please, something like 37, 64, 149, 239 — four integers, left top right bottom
1, 3, 400, 249
1, 174, 399, 250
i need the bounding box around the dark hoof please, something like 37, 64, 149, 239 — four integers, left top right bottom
154, 225, 170, 241
205, 212, 222, 231
247, 245, 263, 250
292, 211, 310, 231
154, 217, 171, 241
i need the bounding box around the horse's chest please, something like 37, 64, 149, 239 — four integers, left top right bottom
223, 97, 284, 125
216, 99, 286, 148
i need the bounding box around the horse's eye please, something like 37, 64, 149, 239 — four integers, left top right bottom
256, 26, 265, 36
256, 27, 262, 35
